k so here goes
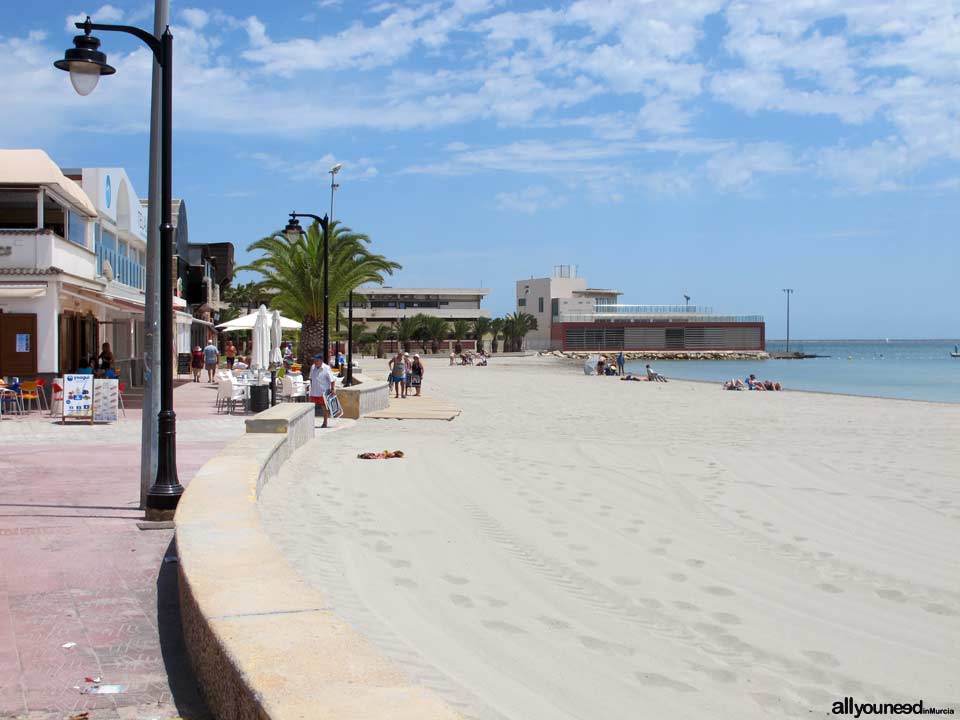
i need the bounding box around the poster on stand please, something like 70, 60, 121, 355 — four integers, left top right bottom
62, 374, 94, 422
93, 379, 119, 423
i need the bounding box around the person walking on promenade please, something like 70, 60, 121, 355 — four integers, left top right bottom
389, 352, 407, 398
309, 353, 337, 428
410, 353, 424, 397
225, 340, 237, 370
202, 339, 220, 383
616, 350, 625, 376
190, 345, 204, 382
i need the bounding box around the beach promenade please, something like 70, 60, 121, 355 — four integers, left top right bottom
0, 381, 246, 720
260, 355, 960, 720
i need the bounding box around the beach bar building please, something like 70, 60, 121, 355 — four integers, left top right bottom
347, 287, 490, 329
518, 266, 765, 352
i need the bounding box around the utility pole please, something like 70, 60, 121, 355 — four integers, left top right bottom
140, 0, 167, 509
782, 288, 794, 353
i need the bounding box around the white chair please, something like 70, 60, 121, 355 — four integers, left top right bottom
281, 375, 306, 402
216, 378, 247, 414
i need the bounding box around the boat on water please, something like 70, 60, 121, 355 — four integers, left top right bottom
951, 345, 960, 358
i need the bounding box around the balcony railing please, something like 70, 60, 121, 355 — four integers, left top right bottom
595, 304, 715, 314
557, 313, 764, 324
98, 246, 144, 290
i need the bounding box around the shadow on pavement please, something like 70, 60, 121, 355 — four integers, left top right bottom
157, 537, 213, 720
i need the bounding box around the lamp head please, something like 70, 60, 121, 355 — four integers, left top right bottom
283, 214, 303, 242
54, 18, 116, 96
329, 162, 343, 175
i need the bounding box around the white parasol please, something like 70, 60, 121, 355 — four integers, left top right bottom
251, 305, 271, 369
270, 310, 283, 366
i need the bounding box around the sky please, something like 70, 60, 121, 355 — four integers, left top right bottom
2, 0, 959, 339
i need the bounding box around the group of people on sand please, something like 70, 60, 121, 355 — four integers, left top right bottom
724, 374, 782, 391
388, 351, 425, 399
621, 364, 668, 382
450, 349, 488, 366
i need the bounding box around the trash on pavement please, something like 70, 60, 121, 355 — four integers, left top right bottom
61, 641, 77, 648
82, 684, 127, 694
84, 676, 102, 683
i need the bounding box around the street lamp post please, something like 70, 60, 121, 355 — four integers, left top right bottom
328, 164, 341, 360
346, 289, 354, 387
56, 16, 183, 519
283, 213, 330, 361
782, 288, 794, 353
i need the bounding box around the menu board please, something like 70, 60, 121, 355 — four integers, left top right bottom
62, 374, 94, 421
177, 353, 191, 376
93, 379, 119, 423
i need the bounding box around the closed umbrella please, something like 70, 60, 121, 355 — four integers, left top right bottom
270, 310, 283, 366
251, 305, 270, 369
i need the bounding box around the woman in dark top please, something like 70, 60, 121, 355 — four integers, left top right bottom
190, 345, 204, 382
410, 354, 424, 396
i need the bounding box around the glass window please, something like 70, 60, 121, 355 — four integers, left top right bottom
518, 298, 526, 307
118, 240, 128, 258
0, 189, 39, 229
100, 229, 117, 252
43, 193, 66, 237
68, 211, 87, 247
538, 297, 544, 313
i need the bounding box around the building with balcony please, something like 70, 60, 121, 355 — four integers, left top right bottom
347, 287, 490, 329
517, 265, 765, 352
0, 150, 151, 382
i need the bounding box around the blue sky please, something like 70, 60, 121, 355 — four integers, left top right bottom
3, 0, 958, 338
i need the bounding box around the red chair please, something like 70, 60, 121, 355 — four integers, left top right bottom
50, 382, 64, 417
118, 381, 127, 417
35, 378, 49, 412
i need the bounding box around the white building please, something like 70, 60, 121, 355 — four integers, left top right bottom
348, 287, 490, 329
0, 149, 152, 383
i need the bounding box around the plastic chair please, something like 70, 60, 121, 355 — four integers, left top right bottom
50, 381, 64, 417
35, 378, 49, 412
118, 381, 127, 417
19, 380, 41, 413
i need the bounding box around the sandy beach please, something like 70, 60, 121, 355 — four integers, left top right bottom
259, 355, 960, 719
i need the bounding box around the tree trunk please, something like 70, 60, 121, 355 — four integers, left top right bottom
299, 315, 324, 363
376, 340, 384, 359
491, 337, 499, 353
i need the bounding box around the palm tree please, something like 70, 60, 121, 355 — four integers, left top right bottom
239, 220, 400, 361
394, 316, 422, 353
451, 318, 470, 354
408, 313, 432, 353
422, 316, 449, 354
473, 317, 492, 353
504, 312, 537, 352
372, 324, 393, 358
489, 317, 505, 353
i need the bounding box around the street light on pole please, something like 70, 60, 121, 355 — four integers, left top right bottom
57, 16, 183, 519
328, 163, 341, 360
782, 288, 794, 353
283, 213, 330, 362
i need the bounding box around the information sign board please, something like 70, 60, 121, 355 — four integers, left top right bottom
93, 379, 119, 423
62, 374, 94, 421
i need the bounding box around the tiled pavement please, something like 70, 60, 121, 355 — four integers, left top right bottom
0, 380, 246, 719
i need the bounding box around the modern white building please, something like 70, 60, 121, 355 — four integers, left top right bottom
348, 287, 490, 329
517, 265, 765, 352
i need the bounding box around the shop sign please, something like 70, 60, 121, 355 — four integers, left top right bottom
63, 374, 93, 421
93, 379, 119, 423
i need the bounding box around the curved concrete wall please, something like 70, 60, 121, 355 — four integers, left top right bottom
176, 403, 460, 720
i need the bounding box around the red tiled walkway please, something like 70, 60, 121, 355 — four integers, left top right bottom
0, 381, 243, 719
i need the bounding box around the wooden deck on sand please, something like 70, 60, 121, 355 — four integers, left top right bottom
364, 393, 461, 421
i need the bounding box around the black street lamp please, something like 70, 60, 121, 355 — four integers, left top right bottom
283, 213, 330, 362
346, 290, 354, 387
57, 16, 183, 519
782, 288, 795, 353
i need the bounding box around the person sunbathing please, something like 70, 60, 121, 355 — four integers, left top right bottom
724, 379, 744, 390
621, 373, 646, 381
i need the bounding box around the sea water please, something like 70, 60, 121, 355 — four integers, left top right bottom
624, 340, 960, 403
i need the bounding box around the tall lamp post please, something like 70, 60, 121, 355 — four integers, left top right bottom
56, 16, 183, 519
283, 213, 330, 361
782, 288, 794, 353
329, 164, 341, 359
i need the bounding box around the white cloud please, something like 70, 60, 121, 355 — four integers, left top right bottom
705, 143, 795, 191
65, 4, 124, 32
495, 185, 565, 214
181, 8, 210, 30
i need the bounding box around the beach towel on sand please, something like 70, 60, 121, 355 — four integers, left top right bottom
357, 450, 405, 459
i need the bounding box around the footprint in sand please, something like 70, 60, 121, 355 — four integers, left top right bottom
482, 595, 509, 608
702, 585, 735, 597
876, 588, 907, 602
685, 558, 706, 568
816, 583, 843, 594
668, 573, 688, 582
538, 615, 571, 630
482, 620, 526, 635
394, 577, 418, 589
574, 558, 598, 568
712, 612, 741, 625
442, 574, 470, 585
650, 547, 668, 556
449, 594, 474, 608
580, 636, 635, 657
635, 673, 698, 692
374, 540, 393, 553
673, 601, 700, 611
923, 603, 958, 616
387, 558, 411, 568
801, 650, 841, 667
689, 664, 737, 683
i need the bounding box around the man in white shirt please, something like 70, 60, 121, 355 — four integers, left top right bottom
309, 353, 337, 428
